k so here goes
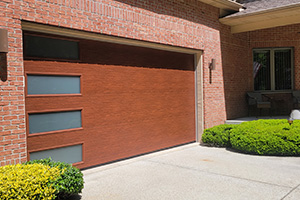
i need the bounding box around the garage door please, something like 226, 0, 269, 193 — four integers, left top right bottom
24, 32, 196, 169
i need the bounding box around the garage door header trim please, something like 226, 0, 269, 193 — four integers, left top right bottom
22, 21, 202, 55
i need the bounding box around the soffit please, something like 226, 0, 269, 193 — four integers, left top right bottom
197, 0, 243, 17
220, 4, 300, 33
198, 0, 241, 10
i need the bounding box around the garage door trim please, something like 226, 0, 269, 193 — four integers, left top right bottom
22, 21, 202, 55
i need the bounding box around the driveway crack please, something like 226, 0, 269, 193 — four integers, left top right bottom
281, 183, 300, 200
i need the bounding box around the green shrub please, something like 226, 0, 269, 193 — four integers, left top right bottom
202, 124, 236, 147
25, 158, 84, 199
230, 119, 300, 155
0, 163, 60, 200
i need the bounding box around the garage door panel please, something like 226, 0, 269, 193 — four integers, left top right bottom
83, 118, 194, 166
25, 43, 196, 168
84, 66, 193, 94
25, 97, 83, 111
84, 110, 194, 128
84, 115, 195, 135
27, 129, 84, 151
24, 61, 84, 74
91, 94, 193, 114
82, 97, 194, 127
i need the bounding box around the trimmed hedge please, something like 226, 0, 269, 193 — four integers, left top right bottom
25, 158, 84, 199
230, 119, 300, 156
202, 119, 300, 156
202, 124, 236, 147
0, 158, 84, 200
0, 163, 60, 200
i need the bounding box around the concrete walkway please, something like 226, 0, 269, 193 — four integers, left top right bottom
80, 143, 300, 200
225, 115, 289, 124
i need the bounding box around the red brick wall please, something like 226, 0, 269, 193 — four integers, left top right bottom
249, 23, 300, 90
0, 1, 26, 166
0, 0, 251, 165
247, 24, 300, 115
220, 26, 251, 120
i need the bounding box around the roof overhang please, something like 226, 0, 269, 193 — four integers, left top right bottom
220, 3, 300, 33
198, 0, 243, 17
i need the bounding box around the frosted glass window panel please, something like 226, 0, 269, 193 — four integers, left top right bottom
30, 145, 82, 164
29, 111, 82, 134
27, 75, 80, 95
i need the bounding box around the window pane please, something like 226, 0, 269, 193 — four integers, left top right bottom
29, 110, 82, 134
24, 34, 79, 60
27, 75, 80, 95
253, 50, 271, 90
30, 144, 82, 164
275, 49, 292, 90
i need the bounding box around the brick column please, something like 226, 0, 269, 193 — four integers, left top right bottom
0, 12, 26, 166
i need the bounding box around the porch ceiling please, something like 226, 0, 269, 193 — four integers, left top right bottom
220, 3, 300, 33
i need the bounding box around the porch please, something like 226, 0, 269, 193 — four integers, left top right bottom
247, 92, 297, 116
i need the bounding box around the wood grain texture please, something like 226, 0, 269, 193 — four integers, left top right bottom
25, 39, 195, 169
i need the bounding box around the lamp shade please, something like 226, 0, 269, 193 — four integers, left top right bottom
0, 29, 8, 53
290, 109, 300, 120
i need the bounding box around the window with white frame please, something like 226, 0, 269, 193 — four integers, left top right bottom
253, 48, 293, 91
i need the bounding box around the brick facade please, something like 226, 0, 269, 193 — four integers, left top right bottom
249, 23, 300, 90
0, 0, 254, 165
249, 23, 300, 114
219, 26, 250, 120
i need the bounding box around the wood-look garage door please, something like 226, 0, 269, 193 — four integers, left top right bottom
24, 32, 196, 169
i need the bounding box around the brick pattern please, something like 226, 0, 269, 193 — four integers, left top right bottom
1, 0, 251, 165
246, 23, 300, 115
220, 26, 251, 120
249, 23, 300, 90
0, 0, 25, 166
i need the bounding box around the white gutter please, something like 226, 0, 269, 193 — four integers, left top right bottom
198, 0, 243, 11
220, 3, 300, 33
221, 2, 300, 20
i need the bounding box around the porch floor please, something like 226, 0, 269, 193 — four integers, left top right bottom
225, 115, 289, 124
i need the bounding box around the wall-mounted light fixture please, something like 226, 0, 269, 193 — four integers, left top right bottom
289, 109, 300, 125
0, 29, 8, 53
209, 58, 215, 84
0, 29, 8, 82
209, 58, 216, 70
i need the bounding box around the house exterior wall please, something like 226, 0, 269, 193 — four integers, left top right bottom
249, 23, 300, 90
0, 0, 249, 166
249, 23, 300, 114
220, 25, 250, 120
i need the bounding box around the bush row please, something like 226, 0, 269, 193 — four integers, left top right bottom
0, 158, 84, 200
202, 119, 300, 156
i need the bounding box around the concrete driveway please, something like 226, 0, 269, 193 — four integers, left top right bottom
80, 143, 300, 200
